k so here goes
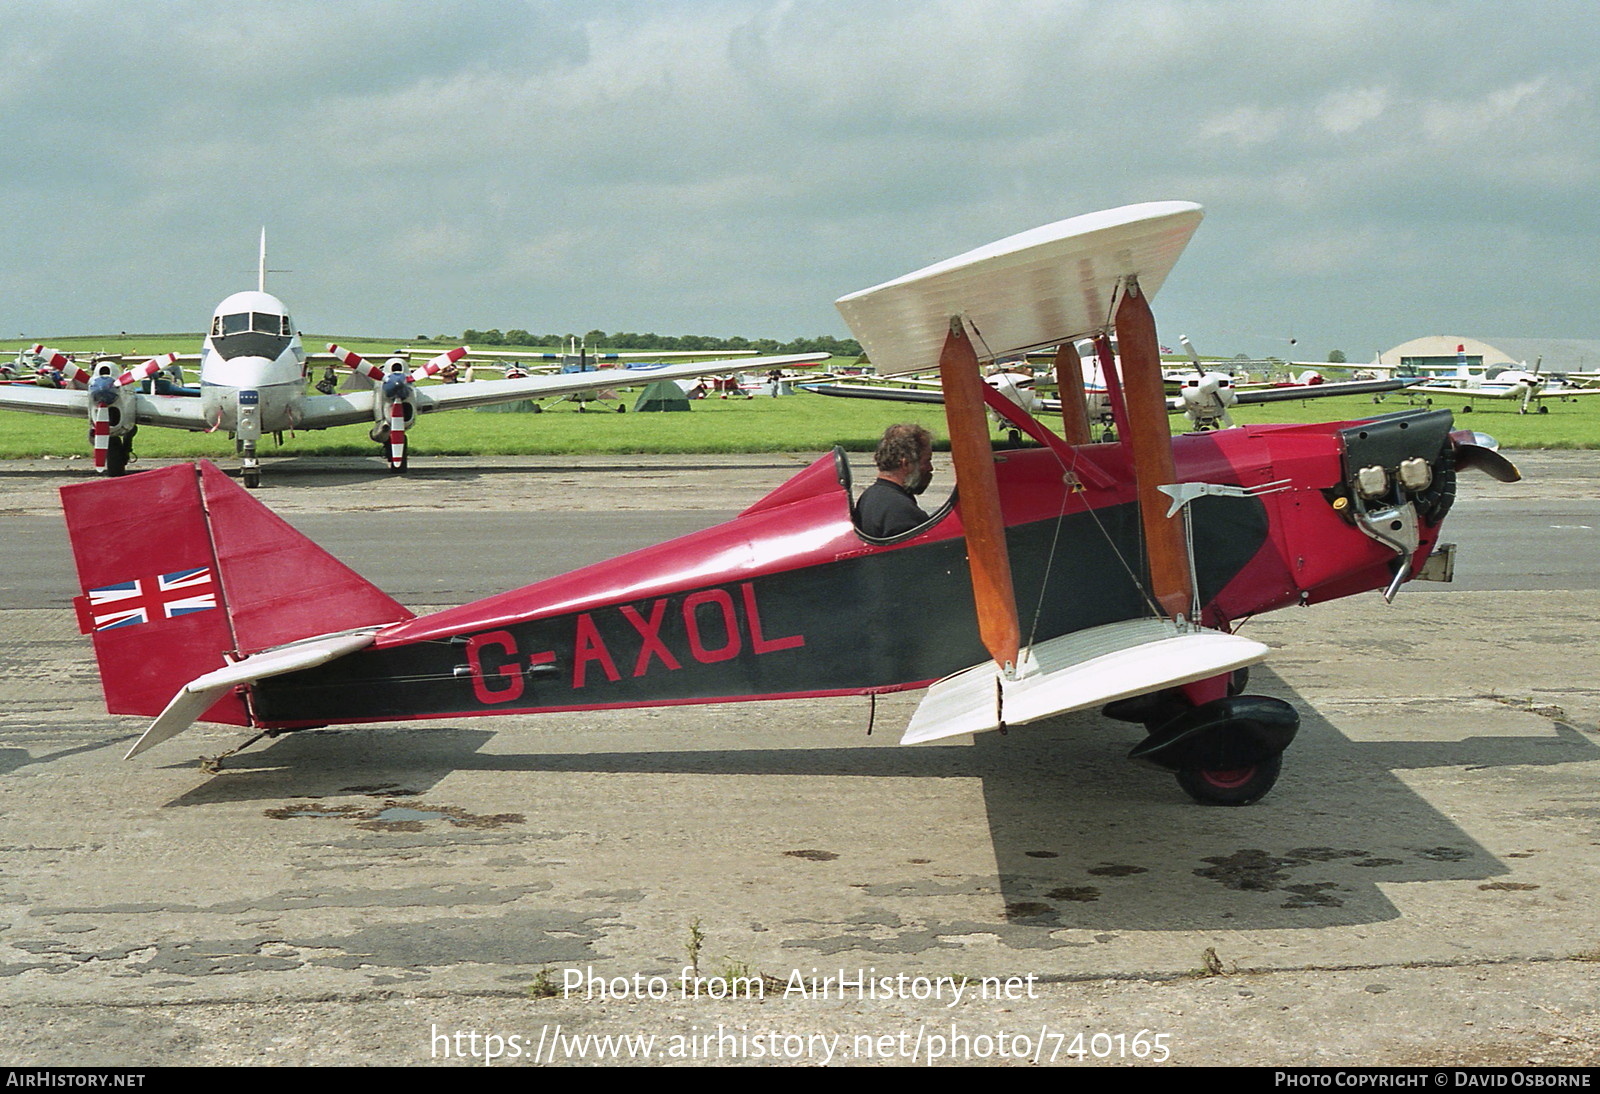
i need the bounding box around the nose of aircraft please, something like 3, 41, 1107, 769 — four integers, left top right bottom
88, 376, 119, 406
382, 373, 414, 401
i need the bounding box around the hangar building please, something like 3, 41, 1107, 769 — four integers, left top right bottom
1380, 336, 1600, 375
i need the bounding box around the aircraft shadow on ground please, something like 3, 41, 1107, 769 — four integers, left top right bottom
158, 668, 1600, 933
970, 714, 1586, 932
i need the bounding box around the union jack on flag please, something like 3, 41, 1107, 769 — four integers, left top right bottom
88, 567, 218, 631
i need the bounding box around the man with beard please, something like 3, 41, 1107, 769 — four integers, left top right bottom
855, 423, 935, 538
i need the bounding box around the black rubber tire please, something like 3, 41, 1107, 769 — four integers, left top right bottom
1176, 753, 1282, 806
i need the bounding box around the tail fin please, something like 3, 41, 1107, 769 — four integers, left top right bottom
61, 461, 413, 726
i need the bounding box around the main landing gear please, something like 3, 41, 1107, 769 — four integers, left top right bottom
1106, 683, 1299, 806
105, 432, 134, 477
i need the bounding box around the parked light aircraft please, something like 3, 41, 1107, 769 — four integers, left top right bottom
1404, 345, 1600, 414
459, 338, 760, 370
803, 341, 1410, 434
455, 340, 772, 409
2, 251, 824, 485
61, 202, 1517, 806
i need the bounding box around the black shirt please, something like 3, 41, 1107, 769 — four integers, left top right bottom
856, 478, 929, 538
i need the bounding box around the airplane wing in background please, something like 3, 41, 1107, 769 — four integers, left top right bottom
1227, 377, 1418, 405
0, 385, 90, 420
455, 348, 761, 362
298, 351, 832, 429
409, 352, 829, 413
799, 382, 959, 406
803, 376, 1408, 416
1414, 381, 1600, 399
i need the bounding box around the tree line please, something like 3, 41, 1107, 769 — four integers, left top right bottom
429, 328, 862, 357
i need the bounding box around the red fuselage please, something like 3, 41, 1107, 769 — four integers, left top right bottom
252, 414, 1450, 728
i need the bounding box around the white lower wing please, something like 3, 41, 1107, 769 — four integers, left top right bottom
904, 618, 1268, 745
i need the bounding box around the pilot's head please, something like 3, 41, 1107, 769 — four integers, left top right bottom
875, 423, 935, 495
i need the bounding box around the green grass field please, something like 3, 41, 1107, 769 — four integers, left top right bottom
6, 333, 1599, 458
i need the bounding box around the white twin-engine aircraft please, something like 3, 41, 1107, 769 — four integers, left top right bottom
3, 245, 825, 486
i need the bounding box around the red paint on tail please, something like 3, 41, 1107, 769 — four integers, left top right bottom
62, 462, 414, 723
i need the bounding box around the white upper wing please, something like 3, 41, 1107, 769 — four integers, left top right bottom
836, 202, 1204, 377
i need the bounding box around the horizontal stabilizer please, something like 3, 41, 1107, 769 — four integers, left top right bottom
902, 618, 1268, 745
126, 631, 377, 759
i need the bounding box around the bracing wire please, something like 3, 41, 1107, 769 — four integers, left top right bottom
960, 317, 1164, 655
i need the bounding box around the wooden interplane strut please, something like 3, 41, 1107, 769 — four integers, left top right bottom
938, 316, 1021, 674
1113, 279, 1193, 620
1052, 341, 1093, 446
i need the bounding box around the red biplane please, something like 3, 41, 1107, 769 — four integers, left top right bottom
59, 202, 1518, 804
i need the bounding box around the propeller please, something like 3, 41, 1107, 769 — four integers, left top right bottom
30, 345, 91, 387
326, 344, 468, 471
1174, 337, 1237, 428
407, 346, 468, 381
1177, 373, 1237, 429
113, 353, 180, 390
32, 345, 111, 470
1449, 429, 1520, 483
1179, 334, 1206, 377
32, 347, 175, 471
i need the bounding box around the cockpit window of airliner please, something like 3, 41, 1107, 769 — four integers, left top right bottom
221, 312, 251, 337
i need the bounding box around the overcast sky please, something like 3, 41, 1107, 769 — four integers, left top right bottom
3, 0, 1596, 359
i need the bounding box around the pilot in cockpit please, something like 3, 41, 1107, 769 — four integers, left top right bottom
856, 423, 935, 538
